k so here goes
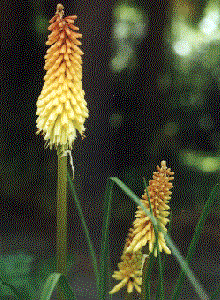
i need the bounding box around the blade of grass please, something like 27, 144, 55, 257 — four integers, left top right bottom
99, 179, 114, 300
110, 177, 210, 300
39, 272, 77, 300
111, 177, 158, 226
67, 172, 100, 289
107, 252, 113, 300
171, 184, 220, 300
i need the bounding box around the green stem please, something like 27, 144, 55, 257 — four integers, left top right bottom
57, 153, 68, 299
141, 252, 151, 300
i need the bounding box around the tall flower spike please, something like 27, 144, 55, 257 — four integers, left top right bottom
36, 3, 88, 154
126, 161, 174, 256
109, 228, 143, 294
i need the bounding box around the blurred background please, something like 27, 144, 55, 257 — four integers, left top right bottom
1, 0, 220, 299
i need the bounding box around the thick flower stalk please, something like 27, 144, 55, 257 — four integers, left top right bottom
36, 3, 88, 154
109, 228, 143, 294
126, 160, 174, 256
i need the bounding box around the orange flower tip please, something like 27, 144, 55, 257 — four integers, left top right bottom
56, 3, 64, 13
65, 15, 78, 20
161, 160, 167, 167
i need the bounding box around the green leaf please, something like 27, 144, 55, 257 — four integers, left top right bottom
39, 272, 77, 300
99, 179, 114, 300
67, 172, 100, 290
110, 177, 158, 227
171, 184, 220, 300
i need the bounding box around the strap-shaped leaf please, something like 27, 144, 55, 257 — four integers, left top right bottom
68, 172, 100, 289
99, 179, 114, 300
39, 272, 77, 300
172, 184, 220, 300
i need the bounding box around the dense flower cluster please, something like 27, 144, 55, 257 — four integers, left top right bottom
126, 160, 174, 256
110, 161, 174, 294
36, 4, 88, 154
109, 228, 143, 294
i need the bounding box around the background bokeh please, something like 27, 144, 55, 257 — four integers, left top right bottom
1, 0, 220, 299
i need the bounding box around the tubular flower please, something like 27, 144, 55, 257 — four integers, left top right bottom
36, 4, 88, 154
126, 160, 174, 256
109, 228, 143, 294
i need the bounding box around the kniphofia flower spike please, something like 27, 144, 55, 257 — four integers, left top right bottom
36, 4, 88, 154
110, 161, 174, 295
126, 160, 174, 256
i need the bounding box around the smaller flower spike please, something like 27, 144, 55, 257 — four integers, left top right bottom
109, 228, 143, 294
126, 161, 174, 256
36, 4, 88, 154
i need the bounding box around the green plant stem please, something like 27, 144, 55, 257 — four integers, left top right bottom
57, 153, 68, 299
141, 252, 151, 300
